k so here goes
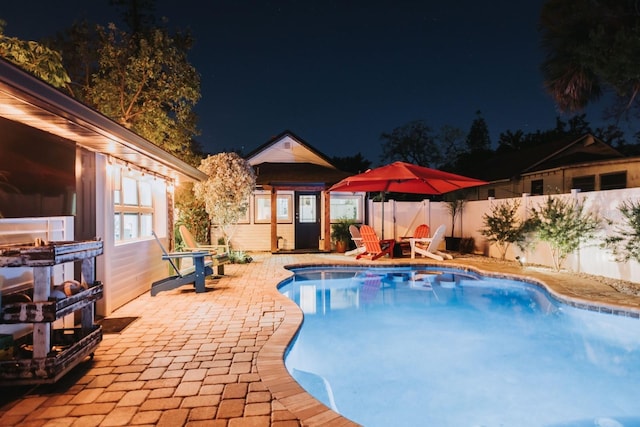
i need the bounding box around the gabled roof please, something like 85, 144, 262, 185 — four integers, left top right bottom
469, 134, 624, 182
0, 58, 206, 183
246, 130, 338, 168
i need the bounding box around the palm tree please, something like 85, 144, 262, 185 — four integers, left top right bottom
539, 0, 640, 114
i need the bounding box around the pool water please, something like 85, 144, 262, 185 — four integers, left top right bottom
280, 267, 640, 427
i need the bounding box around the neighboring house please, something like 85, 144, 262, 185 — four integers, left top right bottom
467, 134, 640, 199
0, 59, 206, 316
228, 131, 358, 252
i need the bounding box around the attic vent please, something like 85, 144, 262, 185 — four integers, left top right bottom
283, 141, 291, 149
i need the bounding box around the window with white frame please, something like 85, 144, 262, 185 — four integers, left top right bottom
330, 193, 364, 222
114, 167, 154, 242
254, 194, 293, 223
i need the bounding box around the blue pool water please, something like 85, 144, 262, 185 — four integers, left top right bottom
279, 266, 640, 427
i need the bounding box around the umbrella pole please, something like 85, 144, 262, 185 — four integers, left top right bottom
380, 191, 385, 239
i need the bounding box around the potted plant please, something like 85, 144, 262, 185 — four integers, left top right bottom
445, 199, 466, 251
331, 218, 356, 253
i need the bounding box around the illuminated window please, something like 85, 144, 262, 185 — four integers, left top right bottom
330, 194, 364, 222
114, 167, 154, 242
254, 194, 293, 223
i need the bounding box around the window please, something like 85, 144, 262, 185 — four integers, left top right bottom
571, 175, 595, 192
530, 179, 543, 195
600, 171, 626, 190
330, 194, 364, 222
114, 167, 155, 242
487, 188, 496, 198
254, 194, 292, 223
298, 195, 317, 223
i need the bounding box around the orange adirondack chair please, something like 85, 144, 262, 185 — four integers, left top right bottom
413, 224, 430, 239
356, 225, 395, 260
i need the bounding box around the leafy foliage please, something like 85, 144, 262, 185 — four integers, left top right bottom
330, 153, 371, 174
539, 0, 640, 117
174, 182, 210, 249
602, 199, 640, 263
528, 196, 600, 271
379, 120, 442, 167
228, 250, 253, 264
193, 153, 256, 247
446, 199, 466, 237
87, 23, 201, 161
40, 0, 203, 165
465, 110, 491, 152
331, 218, 356, 244
0, 20, 70, 88
480, 199, 533, 260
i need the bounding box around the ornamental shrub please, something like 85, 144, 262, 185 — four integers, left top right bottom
193, 153, 256, 248
480, 199, 534, 260
602, 199, 640, 263
528, 195, 600, 271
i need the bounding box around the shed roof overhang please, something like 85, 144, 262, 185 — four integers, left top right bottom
0, 59, 206, 183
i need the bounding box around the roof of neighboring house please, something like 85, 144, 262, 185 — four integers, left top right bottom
0, 58, 206, 183
468, 134, 624, 182
253, 162, 352, 187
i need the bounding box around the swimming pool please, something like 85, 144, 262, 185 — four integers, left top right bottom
279, 266, 640, 427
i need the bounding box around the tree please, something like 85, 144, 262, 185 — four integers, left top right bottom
88, 23, 200, 159
193, 153, 256, 248
331, 153, 371, 174
47, 0, 202, 165
465, 110, 491, 152
539, 0, 640, 116
528, 195, 600, 271
0, 20, 70, 88
437, 125, 466, 164
379, 120, 442, 167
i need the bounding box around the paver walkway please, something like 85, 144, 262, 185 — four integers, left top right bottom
0, 252, 638, 427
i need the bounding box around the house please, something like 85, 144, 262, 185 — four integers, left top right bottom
0, 58, 206, 316
466, 134, 640, 199
227, 131, 358, 252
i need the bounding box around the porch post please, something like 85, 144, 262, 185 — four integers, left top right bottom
323, 190, 331, 251
270, 187, 278, 252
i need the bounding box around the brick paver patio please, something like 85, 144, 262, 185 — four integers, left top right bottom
1, 252, 638, 426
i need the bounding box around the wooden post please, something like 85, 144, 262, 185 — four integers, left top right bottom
270, 187, 278, 252
323, 190, 331, 251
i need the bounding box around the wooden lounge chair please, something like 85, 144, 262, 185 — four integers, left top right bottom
345, 225, 366, 256
410, 224, 453, 261
398, 223, 430, 256
356, 225, 395, 260
413, 224, 430, 239
178, 225, 230, 275
150, 231, 214, 296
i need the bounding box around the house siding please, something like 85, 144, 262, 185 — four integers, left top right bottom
481, 157, 640, 199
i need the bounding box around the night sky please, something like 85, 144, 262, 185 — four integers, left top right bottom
1, 0, 610, 164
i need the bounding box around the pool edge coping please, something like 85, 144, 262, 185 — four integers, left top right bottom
256, 258, 640, 427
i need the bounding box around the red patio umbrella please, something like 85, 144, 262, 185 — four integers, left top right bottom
329, 161, 488, 237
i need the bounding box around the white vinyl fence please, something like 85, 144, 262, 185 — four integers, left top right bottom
367, 188, 640, 283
